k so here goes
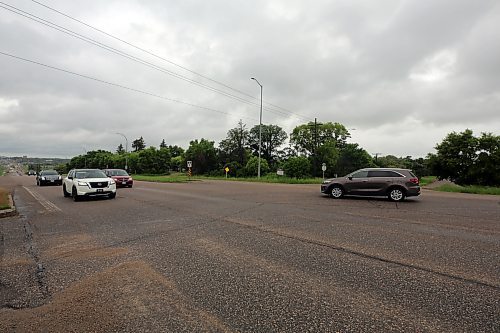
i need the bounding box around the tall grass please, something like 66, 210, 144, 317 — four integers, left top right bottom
419, 176, 437, 186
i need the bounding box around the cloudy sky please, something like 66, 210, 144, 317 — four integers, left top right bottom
1, 0, 499, 159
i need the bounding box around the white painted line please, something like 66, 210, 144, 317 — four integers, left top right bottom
23, 186, 62, 212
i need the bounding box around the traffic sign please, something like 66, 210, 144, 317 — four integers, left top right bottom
187, 161, 192, 168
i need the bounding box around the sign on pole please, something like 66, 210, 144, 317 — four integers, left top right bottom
187, 161, 192, 168
322, 163, 327, 179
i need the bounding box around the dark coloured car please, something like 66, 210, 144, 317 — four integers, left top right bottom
103, 169, 133, 188
321, 168, 420, 202
36, 170, 62, 186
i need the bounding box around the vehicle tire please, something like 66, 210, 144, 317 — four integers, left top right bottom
108, 192, 116, 199
330, 185, 344, 199
388, 187, 405, 202
63, 184, 71, 197
72, 187, 80, 202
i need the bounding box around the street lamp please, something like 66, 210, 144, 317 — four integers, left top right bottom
116, 132, 128, 171
251, 77, 263, 178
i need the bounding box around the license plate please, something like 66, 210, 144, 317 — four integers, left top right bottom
50, 180, 54, 182
96, 189, 103, 193
122, 181, 127, 184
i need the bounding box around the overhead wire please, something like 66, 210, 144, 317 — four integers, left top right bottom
1, 1, 312, 122
0, 51, 259, 122
30, 0, 312, 122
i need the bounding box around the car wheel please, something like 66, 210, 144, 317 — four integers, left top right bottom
72, 187, 80, 202
63, 184, 71, 197
330, 185, 344, 199
388, 187, 405, 202
108, 192, 116, 199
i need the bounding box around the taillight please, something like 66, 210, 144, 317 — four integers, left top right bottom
410, 177, 419, 184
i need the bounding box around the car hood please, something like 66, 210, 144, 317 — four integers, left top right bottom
74, 177, 113, 183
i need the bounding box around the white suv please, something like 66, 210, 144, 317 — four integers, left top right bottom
63, 169, 116, 201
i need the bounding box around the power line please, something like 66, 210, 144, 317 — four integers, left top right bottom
30, 0, 312, 122
1, 1, 312, 122
0, 50, 258, 122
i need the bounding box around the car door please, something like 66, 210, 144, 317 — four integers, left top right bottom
344, 170, 369, 194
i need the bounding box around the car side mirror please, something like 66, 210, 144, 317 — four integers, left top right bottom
348, 176, 353, 180
68, 176, 73, 180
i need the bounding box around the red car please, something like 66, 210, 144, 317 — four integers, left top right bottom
103, 169, 133, 188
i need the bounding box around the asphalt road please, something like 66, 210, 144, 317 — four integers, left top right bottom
0, 174, 499, 332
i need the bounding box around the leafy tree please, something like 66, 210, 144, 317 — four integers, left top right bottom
219, 120, 250, 166
316, 140, 339, 178
429, 130, 500, 185
184, 139, 218, 174
248, 124, 288, 166
168, 145, 185, 158
132, 136, 146, 152
335, 143, 374, 176
116, 143, 125, 154
171, 155, 183, 172
283, 156, 311, 178
160, 139, 167, 149
244, 156, 270, 177
290, 121, 350, 156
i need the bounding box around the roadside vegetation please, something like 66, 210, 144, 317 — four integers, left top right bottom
419, 176, 437, 186
134, 173, 322, 184
433, 184, 500, 195
0, 187, 10, 210
0, 165, 5, 176
53, 124, 497, 196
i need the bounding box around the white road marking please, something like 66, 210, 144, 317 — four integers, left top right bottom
23, 186, 62, 212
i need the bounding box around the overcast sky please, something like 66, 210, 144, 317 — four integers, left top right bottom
1, 0, 499, 159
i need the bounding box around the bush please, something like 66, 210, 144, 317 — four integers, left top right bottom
283, 156, 311, 178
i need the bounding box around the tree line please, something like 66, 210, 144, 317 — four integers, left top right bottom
63, 122, 499, 185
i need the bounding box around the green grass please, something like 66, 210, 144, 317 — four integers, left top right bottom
0, 165, 5, 177
419, 176, 437, 186
0, 187, 10, 210
133, 173, 323, 184
434, 183, 500, 195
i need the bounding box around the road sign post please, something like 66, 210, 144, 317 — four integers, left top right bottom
187, 161, 192, 178
225, 167, 229, 178
322, 163, 327, 180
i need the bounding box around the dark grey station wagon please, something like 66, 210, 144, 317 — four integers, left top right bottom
321, 168, 420, 201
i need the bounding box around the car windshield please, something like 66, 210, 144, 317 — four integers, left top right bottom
41, 170, 58, 175
109, 170, 129, 176
75, 170, 107, 179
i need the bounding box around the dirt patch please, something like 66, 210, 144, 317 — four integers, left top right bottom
0, 261, 234, 332
44, 234, 129, 261
0, 187, 11, 210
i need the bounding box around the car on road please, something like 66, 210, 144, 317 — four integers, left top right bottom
103, 169, 133, 188
321, 168, 420, 201
63, 169, 116, 201
36, 169, 62, 186
28, 170, 36, 176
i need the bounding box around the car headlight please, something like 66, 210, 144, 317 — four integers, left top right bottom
109, 179, 115, 185
77, 181, 88, 187
322, 180, 331, 184
58, 176, 62, 180
41, 177, 46, 180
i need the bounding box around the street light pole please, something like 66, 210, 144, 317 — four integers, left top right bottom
251, 77, 263, 178
116, 132, 128, 171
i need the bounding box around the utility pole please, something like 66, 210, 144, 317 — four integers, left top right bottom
251, 77, 263, 178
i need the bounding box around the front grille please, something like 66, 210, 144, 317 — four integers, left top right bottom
89, 181, 108, 188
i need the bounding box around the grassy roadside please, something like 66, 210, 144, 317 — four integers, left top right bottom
0, 165, 5, 176
419, 176, 437, 186
133, 173, 323, 184
433, 183, 500, 195
0, 187, 11, 210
